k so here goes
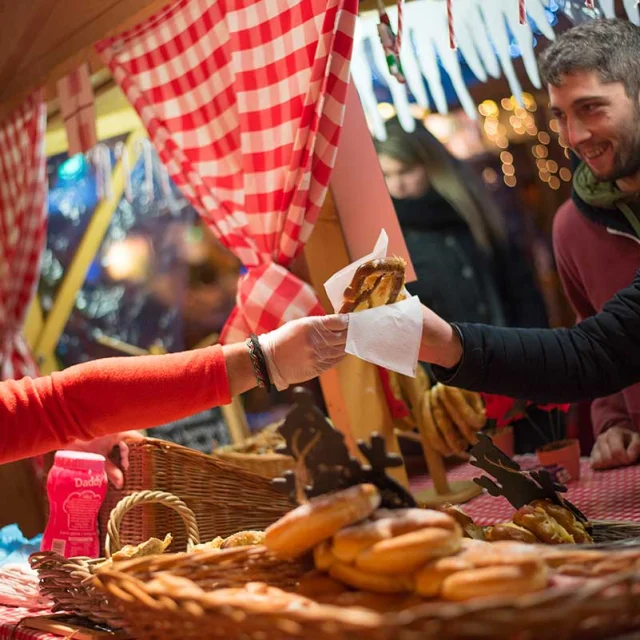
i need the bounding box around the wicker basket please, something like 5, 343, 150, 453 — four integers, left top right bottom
213, 420, 295, 479
213, 447, 295, 479
99, 437, 292, 551
30, 489, 200, 628
93, 544, 640, 639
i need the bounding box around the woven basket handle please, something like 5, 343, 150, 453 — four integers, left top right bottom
105, 490, 200, 558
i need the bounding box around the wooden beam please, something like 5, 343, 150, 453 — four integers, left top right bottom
0, 0, 172, 125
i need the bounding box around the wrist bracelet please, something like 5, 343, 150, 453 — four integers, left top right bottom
246, 334, 273, 393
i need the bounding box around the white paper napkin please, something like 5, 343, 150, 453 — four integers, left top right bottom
323, 229, 423, 378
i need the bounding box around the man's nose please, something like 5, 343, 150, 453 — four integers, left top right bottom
566, 117, 591, 149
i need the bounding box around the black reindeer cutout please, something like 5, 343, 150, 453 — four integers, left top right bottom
272, 387, 416, 508
469, 432, 588, 524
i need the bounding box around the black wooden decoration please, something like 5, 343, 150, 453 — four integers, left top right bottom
272, 387, 416, 508
469, 432, 589, 524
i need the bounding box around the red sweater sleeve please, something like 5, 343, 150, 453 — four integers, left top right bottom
0, 346, 230, 465
552, 209, 631, 438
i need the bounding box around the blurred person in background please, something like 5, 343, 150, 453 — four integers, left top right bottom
375, 117, 548, 329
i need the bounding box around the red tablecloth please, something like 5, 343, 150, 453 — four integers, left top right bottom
412, 454, 640, 524
0, 606, 55, 640
2, 456, 639, 639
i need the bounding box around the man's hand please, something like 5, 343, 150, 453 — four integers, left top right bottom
590, 426, 640, 470
418, 304, 463, 369
65, 430, 144, 488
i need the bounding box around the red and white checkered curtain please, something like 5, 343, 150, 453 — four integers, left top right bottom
0, 91, 47, 380
97, 0, 357, 343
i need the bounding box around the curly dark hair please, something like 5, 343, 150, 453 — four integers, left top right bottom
538, 18, 640, 99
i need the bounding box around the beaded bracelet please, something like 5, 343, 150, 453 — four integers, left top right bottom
246, 334, 273, 393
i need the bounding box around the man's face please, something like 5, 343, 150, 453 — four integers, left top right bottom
549, 70, 640, 186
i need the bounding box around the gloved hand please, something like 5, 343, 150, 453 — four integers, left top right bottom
259, 314, 349, 391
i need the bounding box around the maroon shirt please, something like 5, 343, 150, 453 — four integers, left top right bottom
553, 199, 640, 437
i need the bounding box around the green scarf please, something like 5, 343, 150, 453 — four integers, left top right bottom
573, 163, 640, 238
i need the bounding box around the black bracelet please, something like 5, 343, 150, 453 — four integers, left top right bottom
246, 334, 273, 393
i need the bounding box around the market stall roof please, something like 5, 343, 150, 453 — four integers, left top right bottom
0, 0, 172, 124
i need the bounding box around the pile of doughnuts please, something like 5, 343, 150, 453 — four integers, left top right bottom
485, 500, 593, 545
421, 383, 487, 456
264, 484, 548, 601
388, 370, 487, 456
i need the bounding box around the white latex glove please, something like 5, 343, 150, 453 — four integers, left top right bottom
259, 314, 349, 391
65, 430, 144, 489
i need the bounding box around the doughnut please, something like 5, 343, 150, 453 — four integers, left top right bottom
414, 555, 473, 597
461, 390, 487, 428
419, 392, 451, 456
329, 560, 414, 594
513, 505, 575, 545
220, 530, 265, 549
530, 500, 593, 544
313, 539, 337, 571
431, 386, 467, 453
355, 525, 462, 575
332, 508, 458, 563
265, 484, 381, 559
440, 561, 548, 601
439, 385, 481, 444
484, 523, 539, 544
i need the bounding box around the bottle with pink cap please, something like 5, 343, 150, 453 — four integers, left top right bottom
41, 451, 108, 558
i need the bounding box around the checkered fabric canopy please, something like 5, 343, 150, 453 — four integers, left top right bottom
0, 91, 47, 380
97, 0, 358, 343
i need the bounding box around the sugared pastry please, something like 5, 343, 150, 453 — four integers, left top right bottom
484, 522, 539, 544
530, 500, 593, 544
265, 484, 381, 559
513, 504, 576, 545
339, 257, 406, 313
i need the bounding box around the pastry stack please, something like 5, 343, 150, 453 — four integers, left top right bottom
484, 500, 593, 545
265, 484, 548, 601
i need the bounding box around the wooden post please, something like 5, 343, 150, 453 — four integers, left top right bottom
303, 191, 409, 489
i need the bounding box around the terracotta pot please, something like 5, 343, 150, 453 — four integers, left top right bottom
536, 438, 581, 483
491, 426, 515, 458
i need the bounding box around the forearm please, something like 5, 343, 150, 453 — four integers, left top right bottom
0, 345, 246, 464
432, 319, 638, 403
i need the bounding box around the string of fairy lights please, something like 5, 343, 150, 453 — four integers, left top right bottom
477, 92, 571, 191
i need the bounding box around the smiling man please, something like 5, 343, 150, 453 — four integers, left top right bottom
539, 19, 640, 470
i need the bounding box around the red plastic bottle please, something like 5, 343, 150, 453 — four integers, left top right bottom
41, 451, 108, 558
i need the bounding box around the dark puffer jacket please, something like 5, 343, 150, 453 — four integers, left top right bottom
433, 270, 640, 403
